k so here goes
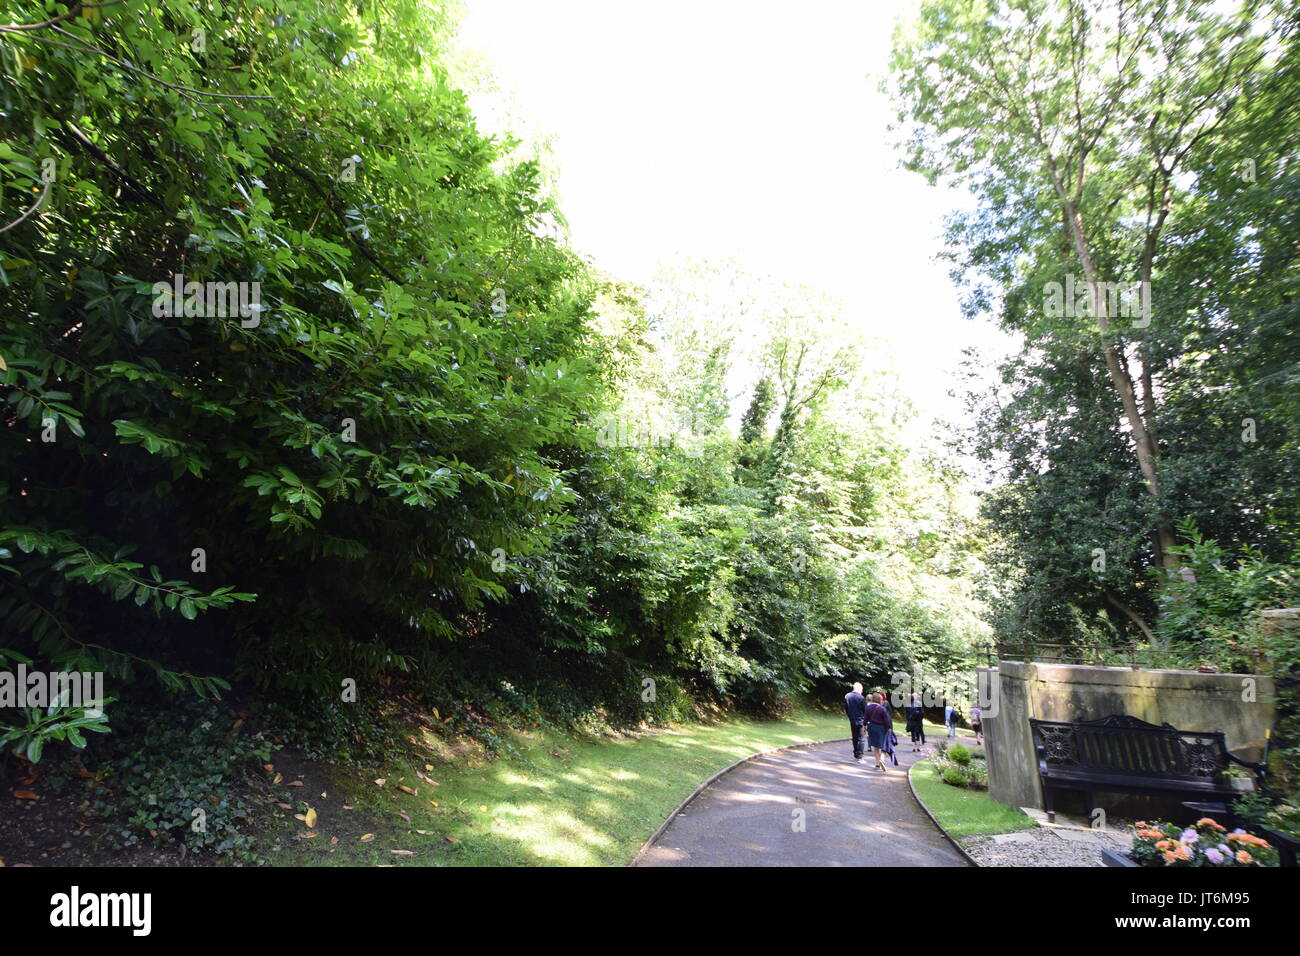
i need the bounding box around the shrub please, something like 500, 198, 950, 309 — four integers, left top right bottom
87, 697, 271, 859
1130, 818, 1278, 867
949, 742, 971, 765
942, 765, 968, 787
966, 763, 988, 789
1230, 791, 1275, 827
1263, 804, 1300, 840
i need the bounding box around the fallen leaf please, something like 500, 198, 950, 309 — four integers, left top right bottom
478, 805, 487, 812
424, 764, 434, 771
429, 801, 439, 808
263, 763, 275, 772
11, 791, 38, 800
286, 780, 303, 787
444, 836, 459, 843
299, 832, 318, 839
398, 785, 417, 796
397, 811, 411, 823
276, 802, 292, 810
305, 807, 317, 828
330, 836, 339, 846
359, 833, 375, 842
272, 773, 283, 784
342, 805, 354, 811
391, 849, 415, 856
374, 778, 386, 787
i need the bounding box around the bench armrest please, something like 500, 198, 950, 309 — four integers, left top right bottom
1225, 750, 1267, 777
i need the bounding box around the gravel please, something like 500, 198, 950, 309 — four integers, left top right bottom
963, 823, 1133, 867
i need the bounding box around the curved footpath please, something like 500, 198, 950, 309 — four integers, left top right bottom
635, 738, 968, 867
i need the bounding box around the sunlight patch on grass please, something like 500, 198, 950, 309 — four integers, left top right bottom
274, 704, 848, 866
909, 759, 1035, 840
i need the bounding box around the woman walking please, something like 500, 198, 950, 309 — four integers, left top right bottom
905, 694, 926, 752
864, 692, 891, 772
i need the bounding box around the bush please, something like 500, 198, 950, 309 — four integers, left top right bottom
949, 742, 971, 765
966, 763, 988, 789
87, 697, 271, 859
941, 765, 968, 787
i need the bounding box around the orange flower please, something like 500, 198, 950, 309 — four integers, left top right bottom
1226, 833, 1271, 847
1236, 850, 1252, 865
1196, 818, 1226, 831
1156, 840, 1173, 850
1163, 850, 1177, 865
1175, 845, 1193, 861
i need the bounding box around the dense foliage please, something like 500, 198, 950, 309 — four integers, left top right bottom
892, 0, 1300, 656
1, 0, 987, 809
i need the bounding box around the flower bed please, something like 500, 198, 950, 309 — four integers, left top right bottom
1127, 818, 1278, 867
931, 741, 988, 791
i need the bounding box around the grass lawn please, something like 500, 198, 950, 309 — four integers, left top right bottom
909, 758, 1035, 840
266, 705, 849, 867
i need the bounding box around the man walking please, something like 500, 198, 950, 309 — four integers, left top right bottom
844, 681, 867, 763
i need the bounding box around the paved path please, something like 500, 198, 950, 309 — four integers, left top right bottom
636, 738, 968, 867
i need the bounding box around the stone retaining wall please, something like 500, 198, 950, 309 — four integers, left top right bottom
981, 661, 1275, 811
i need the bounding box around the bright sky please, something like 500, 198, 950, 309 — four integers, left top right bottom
455, 0, 1017, 437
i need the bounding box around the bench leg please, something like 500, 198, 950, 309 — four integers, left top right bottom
1044, 786, 1055, 824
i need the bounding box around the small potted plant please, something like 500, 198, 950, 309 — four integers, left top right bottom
1221, 764, 1256, 792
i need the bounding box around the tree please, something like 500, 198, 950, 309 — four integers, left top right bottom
892, 0, 1291, 577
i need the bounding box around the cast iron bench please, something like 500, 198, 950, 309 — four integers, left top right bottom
1028, 714, 1266, 823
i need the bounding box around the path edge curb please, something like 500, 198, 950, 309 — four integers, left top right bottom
628, 736, 850, 866
906, 760, 981, 867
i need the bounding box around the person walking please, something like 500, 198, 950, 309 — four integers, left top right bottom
865, 692, 891, 772
844, 682, 867, 763
905, 694, 926, 751
944, 701, 959, 739
970, 703, 983, 743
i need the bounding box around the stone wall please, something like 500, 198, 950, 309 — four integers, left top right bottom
982, 661, 1275, 811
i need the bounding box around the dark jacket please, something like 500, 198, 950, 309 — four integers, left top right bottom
905, 705, 924, 729
844, 691, 867, 724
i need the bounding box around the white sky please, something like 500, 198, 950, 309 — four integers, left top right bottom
455, 0, 1018, 439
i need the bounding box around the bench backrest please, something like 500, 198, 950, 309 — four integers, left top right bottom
1029, 714, 1228, 780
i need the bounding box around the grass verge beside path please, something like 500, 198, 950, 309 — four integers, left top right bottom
909, 759, 1035, 841
269, 705, 847, 867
